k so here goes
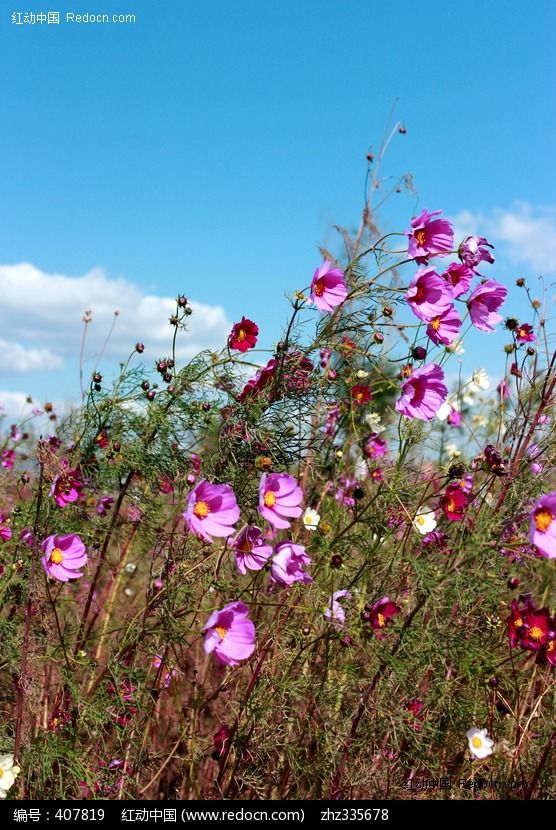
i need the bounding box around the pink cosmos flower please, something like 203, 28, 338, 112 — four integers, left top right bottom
0, 524, 12, 542
96, 496, 114, 517
406, 209, 454, 264
50, 462, 83, 508
497, 378, 510, 400
364, 434, 388, 458
41, 533, 88, 582
529, 492, 556, 559
458, 235, 495, 272
203, 601, 256, 666
426, 304, 462, 346
406, 267, 453, 323
258, 473, 303, 529
324, 590, 352, 626
515, 323, 536, 343
184, 479, 240, 543
231, 525, 273, 574
1, 449, 15, 470
271, 541, 313, 586
441, 262, 473, 298
467, 280, 507, 332
228, 317, 259, 352
310, 261, 348, 312
447, 407, 462, 427
395, 364, 448, 421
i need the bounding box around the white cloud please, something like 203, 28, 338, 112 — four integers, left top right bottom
451, 202, 556, 275
0, 339, 63, 373
0, 263, 233, 373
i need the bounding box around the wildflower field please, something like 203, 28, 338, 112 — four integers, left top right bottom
0, 175, 555, 802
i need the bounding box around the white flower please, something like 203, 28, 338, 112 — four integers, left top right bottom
472, 414, 488, 427
353, 456, 369, 481
302, 508, 321, 531
0, 754, 20, 799
471, 369, 489, 391
413, 506, 437, 535
445, 443, 461, 460
356, 369, 369, 379
446, 339, 465, 355
364, 412, 385, 433
436, 401, 452, 421
466, 728, 494, 759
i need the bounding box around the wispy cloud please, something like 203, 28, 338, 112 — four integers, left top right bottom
0, 339, 63, 374
451, 202, 556, 275
0, 263, 233, 374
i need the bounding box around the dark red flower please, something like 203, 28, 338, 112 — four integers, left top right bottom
212, 724, 231, 760
351, 384, 372, 406
519, 607, 554, 651
440, 482, 469, 521
368, 596, 400, 639
228, 317, 259, 353
506, 596, 538, 648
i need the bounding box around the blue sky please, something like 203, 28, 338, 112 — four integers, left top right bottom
1, 0, 555, 417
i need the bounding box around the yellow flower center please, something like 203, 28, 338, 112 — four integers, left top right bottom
194, 501, 210, 519
313, 277, 325, 297
445, 498, 457, 513
534, 509, 552, 532
237, 329, 246, 341
415, 229, 427, 246
547, 641, 555, 653
0, 766, 4, 778
50, 547, 64, 565
529, 626, 544, 641
264, 492, 276, 508
514, 617, 523, 628
215, 626, 227, 640
430, 317, 441, 331
416, 515, 426, 525
471, 736, 483, 749
377, 612, 386, 627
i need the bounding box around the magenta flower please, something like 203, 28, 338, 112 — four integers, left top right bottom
426, 304, 462, 346
324, 590, 352, 626
497, 378, 510, 400
395, 364, 448, 421
271, 541, 312, 586
406, 267, 453, 322
364, 434, 388, 458
516, 323, 536, 343
184, 479, 240, 542
440, 483, 469, 521
231, 525, 273, 574
367, 596, 400, 639
467, 280, 507, 332
406, 209, 454, 264
1, 449, 15, 470
310, 261, 348, 312
441, 262, 473, 298
0, 524, 12, 542
258, 473, 303, 529
458, 235, 495, 272
529, 492, 556, 559
50, 462, 83, 508
447, 407, 462, 427
41, 533, 88, 582
203, 601, 256, 666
